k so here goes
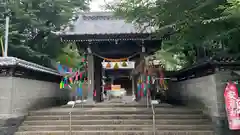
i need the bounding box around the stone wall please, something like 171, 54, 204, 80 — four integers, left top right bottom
168, 74, 218, 118
0, 77, 69, 118
168, 71, 240, 135
0, 57, 69, 135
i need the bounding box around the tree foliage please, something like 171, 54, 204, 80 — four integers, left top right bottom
0, 0, 90, 67
56, 43, 83, 68
110, 0, 240, 69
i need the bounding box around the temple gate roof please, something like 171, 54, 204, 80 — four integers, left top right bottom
54, 12, 162, 59
60, 12, 154, 35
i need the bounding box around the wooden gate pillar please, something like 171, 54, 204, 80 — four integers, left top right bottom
87, 48, 95, 103
94, 56, 103, 102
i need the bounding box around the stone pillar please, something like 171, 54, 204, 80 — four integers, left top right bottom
87, 54, 94, 103
94, 56, 102, 102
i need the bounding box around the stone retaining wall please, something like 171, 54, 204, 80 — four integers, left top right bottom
168, 74, 218, 118
0, 77, 69, 118
0, 57, 69, 135
168, 71, 240, 135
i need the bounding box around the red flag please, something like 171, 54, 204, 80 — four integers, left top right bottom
79, 72, 83, 79
224, 82, 240, 130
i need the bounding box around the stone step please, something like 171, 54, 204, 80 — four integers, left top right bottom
22, 119, 211, 125
26, 114, 207, 120
61, 103, 174, 108
18, 125, 213, 131
14, 130, 215, 135
28, 108, 201, 115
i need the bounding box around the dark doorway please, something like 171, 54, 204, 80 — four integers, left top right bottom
114, 77, 132, 95
104, 69, 132, 95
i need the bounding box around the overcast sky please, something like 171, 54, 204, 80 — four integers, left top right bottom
90, 0, 114, 11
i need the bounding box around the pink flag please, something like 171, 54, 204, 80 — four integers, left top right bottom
93, 90, 96, 96
79, 72, 83, 79
224, 82, 240, 130
141, 83, 144, 89
75, 72, 79, 81
69, 68, 72, 73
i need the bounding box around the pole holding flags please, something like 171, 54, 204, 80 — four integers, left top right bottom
4, 16, 9, 57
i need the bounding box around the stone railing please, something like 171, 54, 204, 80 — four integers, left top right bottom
0, 57, 69, 135
167, 61, 240, 135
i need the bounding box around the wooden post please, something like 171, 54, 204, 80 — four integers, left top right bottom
139, 41, 146, 102
94, 56, 102, 102
87, 47, 94, 103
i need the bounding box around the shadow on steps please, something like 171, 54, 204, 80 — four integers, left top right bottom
0, 116, 25, 135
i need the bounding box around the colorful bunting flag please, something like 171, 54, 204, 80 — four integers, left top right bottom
58, 64, 63, 73
69, 77, 73, 84
75, 72, 79, 81
79, 72, 83, 79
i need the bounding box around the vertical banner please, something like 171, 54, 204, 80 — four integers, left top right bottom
224, 82, 240, 130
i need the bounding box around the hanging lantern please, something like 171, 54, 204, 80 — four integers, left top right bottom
122, 61, 127, 67
106, 62, 111, 68
113, 63, 119, 69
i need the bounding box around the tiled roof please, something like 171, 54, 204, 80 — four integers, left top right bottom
0, 57, 59, 75
60, 12, 154, 35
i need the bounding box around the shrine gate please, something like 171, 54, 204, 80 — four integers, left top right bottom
56, 12, 163, 103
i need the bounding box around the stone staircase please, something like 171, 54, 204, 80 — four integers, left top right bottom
14, 103, 214, 135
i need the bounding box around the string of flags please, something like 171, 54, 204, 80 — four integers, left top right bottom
137, 75, 151, 97
56, 56, 88, 97
58, 64, 87, 89
136, 70, 168, 98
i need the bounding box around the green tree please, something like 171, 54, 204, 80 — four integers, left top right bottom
222, 0, 240, 16
0, 0, 90, 67
56, 43, 83, 68
55, 43, 88, 82
149, 45, 185, 71
110, 0, 240, 69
